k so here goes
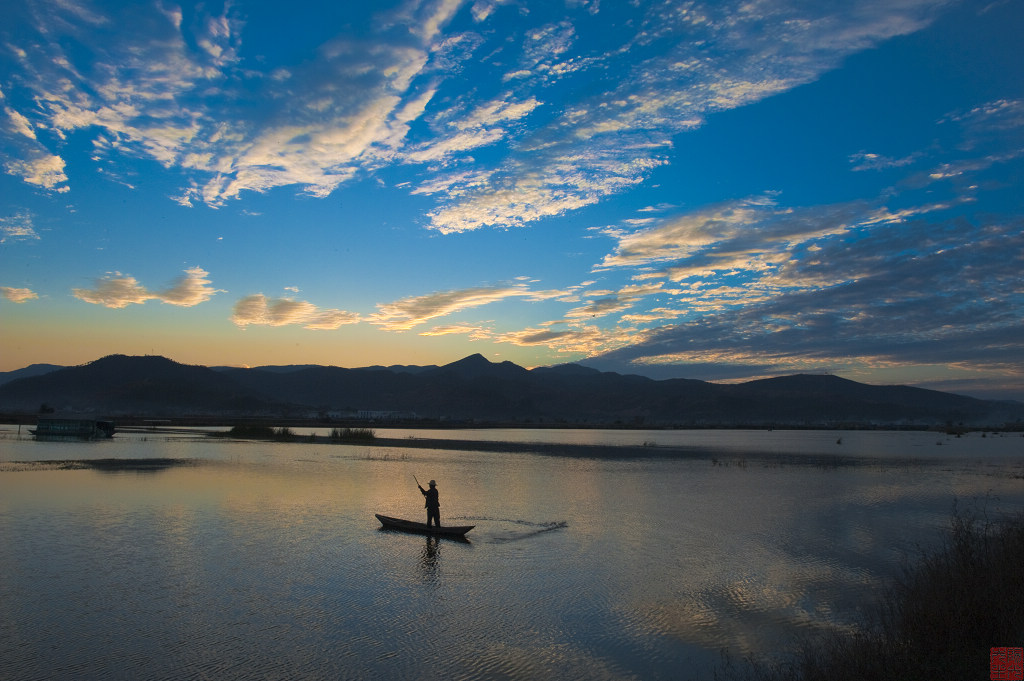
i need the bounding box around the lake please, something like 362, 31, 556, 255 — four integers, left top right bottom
1, 427, 1022, 680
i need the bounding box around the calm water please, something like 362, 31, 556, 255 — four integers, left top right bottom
1, 427, 1023, 680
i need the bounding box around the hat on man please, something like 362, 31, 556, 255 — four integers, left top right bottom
428, 480, 436, 486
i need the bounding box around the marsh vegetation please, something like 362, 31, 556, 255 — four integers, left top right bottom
717, 504, 1024, 681
217, 424, 377, 442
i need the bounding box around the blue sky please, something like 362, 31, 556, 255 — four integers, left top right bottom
1, 0, 1022, 400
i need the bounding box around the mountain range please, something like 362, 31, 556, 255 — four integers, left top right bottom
1, 354, 1021, 428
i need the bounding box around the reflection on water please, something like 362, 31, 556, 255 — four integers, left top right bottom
0, 428, 1022, 680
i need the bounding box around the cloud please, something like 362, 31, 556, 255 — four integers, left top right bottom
405, 127, 508, 163
620, 307, 691, 325
848, 151, 922, 171
470, 0, 511, 23
596, 196, 961, 298
157, 267, 224, 306
944, 98, 1024, 140
420, 323, 493, 339
925, 150, 1024, 182
421, 149, 667, 234
1, 0, 951, 222
493, 322, 642, 355
402, 0, 465, 43
587, 213, 1024, 379
0, 213, 40, 242
231, 294, 360, 330
3, 154, 70, 192
406, 93, 541, 164
418, 0, 949, 233
596, 197, 779, 270
2, 103, 35, 140
564, 283, 664, 320
556, 108, 1023, 379
389, 278, 658, 353
371, 283, 561, 330
72, 267, 221, 308
458, 280, 668, 357
0, 86, 71, 191
0, 286, 38, 303
73, 275, 154, 308
6, 2, 438, 206
303, 308, 364, 330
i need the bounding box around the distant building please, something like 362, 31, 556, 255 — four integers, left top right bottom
356, 410, 418, 421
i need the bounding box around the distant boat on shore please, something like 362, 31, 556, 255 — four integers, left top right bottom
31, 418, 115, 440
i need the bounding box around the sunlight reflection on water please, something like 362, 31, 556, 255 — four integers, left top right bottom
0, 428, 1022, 679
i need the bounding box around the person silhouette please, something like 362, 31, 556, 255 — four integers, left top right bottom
418, 479, 441, 527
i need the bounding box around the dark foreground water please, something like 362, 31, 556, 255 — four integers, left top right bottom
1, 428, 1022, 680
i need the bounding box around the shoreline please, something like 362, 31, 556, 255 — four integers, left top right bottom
0, 433, 901, 469
362, 437, 876, 466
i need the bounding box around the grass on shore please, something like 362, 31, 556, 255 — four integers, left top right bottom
329, 427, 377, 442
220, 424, 376, 442
717, 502, 1024, 681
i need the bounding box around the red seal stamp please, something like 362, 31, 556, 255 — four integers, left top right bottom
991, 647, 1024, 681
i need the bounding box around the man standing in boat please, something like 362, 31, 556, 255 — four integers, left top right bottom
418, 479, 441, 528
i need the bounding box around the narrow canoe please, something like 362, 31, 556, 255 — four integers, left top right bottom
375, 513, 475, 537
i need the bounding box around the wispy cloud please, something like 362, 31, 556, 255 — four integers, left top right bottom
536, 109, 1023, 376
5, 1, 439, 206
597, 196, 959, 292
596, 197, 781, 270
419, 323, 492, 339
4, 154, 69, 193
0, 213, 40, 242
231, 294, 361, 330
418, 0, 948, 233
493, 322, 642, 356
0, 0, 950, 227
587, 212, 1024, 378
926, 150, 1024, 182
0, 286, 38, 303
371, 283, 565, 330
469, 0, 511, 23
944, 98, 1024, 141
399, 0, 465, 44
1, 84, 72, 192
422, 152, 667, 234
73, 267, 221, 308
848, 151, 922, 171
406, 93, 541, 164
1, 86, 36, 141
564, 283, 665, 320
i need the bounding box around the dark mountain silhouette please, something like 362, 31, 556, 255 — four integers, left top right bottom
0, 355, 285, 415
0, 363, 62, 386
357, 363, 439, 375
0, 354, 1020, 427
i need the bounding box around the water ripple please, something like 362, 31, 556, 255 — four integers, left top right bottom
454, 516, 569, 542
3, 434, 1024, 680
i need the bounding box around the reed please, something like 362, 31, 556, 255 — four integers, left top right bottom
718, 503, 1024, 681
224, 424, 295, 440
330, 427, 377, 442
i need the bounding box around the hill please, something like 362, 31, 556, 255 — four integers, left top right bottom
0, 354, 1020, 428
0, 363, 63, 386
0, 355, 287, 416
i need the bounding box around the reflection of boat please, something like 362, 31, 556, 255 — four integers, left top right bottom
375, 514, 474, 537
31, 418, 116, 440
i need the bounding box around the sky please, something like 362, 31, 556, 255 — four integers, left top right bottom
1, 0, 1022, 401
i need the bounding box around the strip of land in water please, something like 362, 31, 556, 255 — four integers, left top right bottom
0, 458, 200, 472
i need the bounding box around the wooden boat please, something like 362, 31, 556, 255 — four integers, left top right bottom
375, 513, 474, 537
